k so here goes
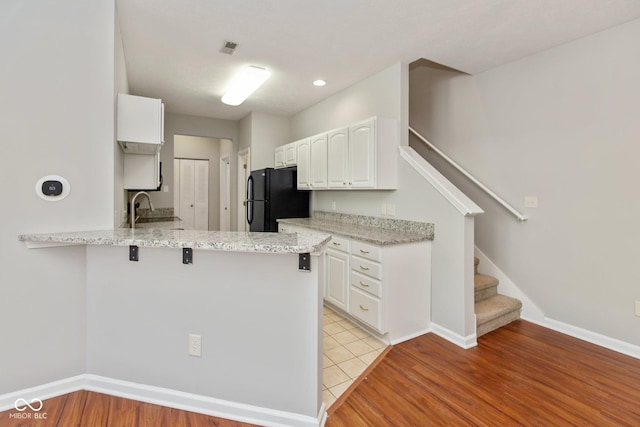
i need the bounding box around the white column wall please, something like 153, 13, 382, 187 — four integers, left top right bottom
0, 0, 116, 393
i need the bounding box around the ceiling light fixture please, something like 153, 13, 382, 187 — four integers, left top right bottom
221, 66, 270, 106
313, 79, 326, 87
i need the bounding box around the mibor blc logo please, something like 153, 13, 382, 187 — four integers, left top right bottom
10, 398, 47, 420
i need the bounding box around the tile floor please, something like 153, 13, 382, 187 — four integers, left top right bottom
322, 305, 388, 408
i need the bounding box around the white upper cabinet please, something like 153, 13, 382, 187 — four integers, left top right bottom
117, 94, 164, 155
348, 119, 376, 188
275, 145, 285, 168
327, 127, 349, 188
296, 138, 311, 189
284, 142, 297, 166
288, 116, 397, 190
275, 141, 298, 169
310, 134, 328, 189
123, 151, 161, 190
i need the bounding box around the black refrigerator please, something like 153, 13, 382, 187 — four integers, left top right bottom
246, 167, 310, 232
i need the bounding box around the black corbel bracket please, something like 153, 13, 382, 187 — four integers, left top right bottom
299, 253, 311, 272
129, 245, 139, 262
183, 248, 193, 265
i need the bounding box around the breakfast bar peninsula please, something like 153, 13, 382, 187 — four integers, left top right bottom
19, 228, 331, 427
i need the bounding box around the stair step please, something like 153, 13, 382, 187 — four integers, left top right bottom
475, 274, 498, 302
474, 256, 479, 274
475, 294, 522, 337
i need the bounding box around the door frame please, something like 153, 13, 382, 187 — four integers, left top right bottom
237, 148, 251, 232
219, 155, 231, 231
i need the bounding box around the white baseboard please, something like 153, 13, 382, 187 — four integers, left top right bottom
1, 375, 326, 427
389, 328, 431, 345
473, 247, 640, 359
543, 318, 640, 360
430, 323, 477, 349
474, 246, 545, 324
0, 375, 85, 412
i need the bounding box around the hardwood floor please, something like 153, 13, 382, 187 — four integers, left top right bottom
327, 320, 640, 426
0, 390, 257, 427
2, 320, 639, 426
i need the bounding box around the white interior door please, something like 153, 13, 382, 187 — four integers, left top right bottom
179, 159, 195, 230
176, 158, 209, 230
173, 158, 180, 218
219, 155, 231, 231
194, 160, 209, 230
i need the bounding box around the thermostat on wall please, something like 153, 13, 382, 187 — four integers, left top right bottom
36, 175, 70, 201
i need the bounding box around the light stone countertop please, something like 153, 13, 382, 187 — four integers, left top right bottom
278, 211, 434, 246
19, 228, 331, 254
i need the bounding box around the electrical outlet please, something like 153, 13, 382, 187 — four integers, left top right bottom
189, 334, 201, 357
386, 204, 396, 216
635, 301, 640, 317
525, 196, 538, 208
331, 201, 336, 211
163, 185, 169, 193
381, 204, 387, 215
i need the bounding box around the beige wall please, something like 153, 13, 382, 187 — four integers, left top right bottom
238, 112, 290, 172
410, 18, 640, 347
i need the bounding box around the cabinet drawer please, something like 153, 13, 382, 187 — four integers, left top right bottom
350, 240, 381, 262
328, 235, 350, 253
351, 271, 381, 297
351, 256, 381, 280
349, 288, 383, 331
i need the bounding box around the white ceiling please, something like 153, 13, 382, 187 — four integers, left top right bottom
116, 0, 640, 121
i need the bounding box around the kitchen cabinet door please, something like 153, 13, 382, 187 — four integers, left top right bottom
274, 146, 285, 168
284, 142, 297, 166
327, 128, 349, 188
310, 134, 327, 189
326, 249, 349, 311
296, 138, 311, 189
349, 118, 376, 188
123, 152, 160, 190
193, 160, 209, 230
117, 94, 164, 154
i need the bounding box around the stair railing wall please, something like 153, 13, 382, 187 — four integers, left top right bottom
409, 126, 528, 221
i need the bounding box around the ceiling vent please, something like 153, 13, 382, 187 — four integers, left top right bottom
220, 41, 238, 55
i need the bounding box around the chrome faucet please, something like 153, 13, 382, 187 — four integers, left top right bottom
131, 191, 155, 229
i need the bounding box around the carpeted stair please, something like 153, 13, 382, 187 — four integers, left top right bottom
475, 257, 522, 337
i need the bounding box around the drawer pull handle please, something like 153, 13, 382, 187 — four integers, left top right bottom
360, 265, 370, 271
359, 249, 370, 254
359, 304, 369, 312
332, 242, 341, 246
359, 281, 370, 287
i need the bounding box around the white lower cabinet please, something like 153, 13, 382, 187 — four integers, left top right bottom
350, 287, 383, 330
326, 249, 349, 311
278, 223, 431, 343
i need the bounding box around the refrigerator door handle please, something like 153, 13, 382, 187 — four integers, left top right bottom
246, 175, 253, 225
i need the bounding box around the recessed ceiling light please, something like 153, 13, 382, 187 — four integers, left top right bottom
221, 66, 271, 106
313, 80, 326, 87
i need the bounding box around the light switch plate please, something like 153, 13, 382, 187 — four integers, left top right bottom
189, 334, 201, 357
635, 301, 640, 317
525, 196, 538, 208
